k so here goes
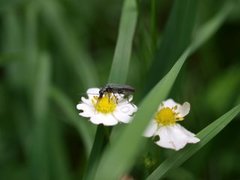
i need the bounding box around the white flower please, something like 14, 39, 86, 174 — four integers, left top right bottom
144, 99, 200, 151
76, 88, 137, 126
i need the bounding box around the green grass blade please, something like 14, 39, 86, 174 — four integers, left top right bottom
205, 66, 240, 113
146, 0, 197, 89
30, 52, 51, 180
108, 0, 137, 83
84, 0, 137, 179
83, 126, 111, 180
94, 2, 234, 179
2, 9, 22, 52
40, 0, 98, 88
25, 2, 39, 94
50, 86, 95, 155
47, 112, 71, 180
147, 104, 240, 180
150, 0, 157, 51
190, 2, 234, 53
32, 52, 51, 120
95, 47, 190, 180
2, 9, 23, 86
0, 0, 20, 12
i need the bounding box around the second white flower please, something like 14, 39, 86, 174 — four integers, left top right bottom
144, 99, 200, 151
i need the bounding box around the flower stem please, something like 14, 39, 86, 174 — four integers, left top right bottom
82, 125, 111, 180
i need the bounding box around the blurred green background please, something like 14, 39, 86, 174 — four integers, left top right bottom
0, 0, 240, 179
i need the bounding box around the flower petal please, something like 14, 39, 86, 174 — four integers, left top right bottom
155, 124, 199, 151
114, 93, 125, 101
87, 88, 99, 94
81, 97, 92, 105
178, 124, 200, 143
101, 114, 119, 126
76, 103, 94, 117
89, 114, 101, 125
117, 103, 138, 115
177, 102, 190, 117
90, 114, 118, 126
113, 111, 132, 123
126, 95, 133, 102
144, 120, 158, 137
112, 103, 137, 123
87, 88, 100, 99
162, 99, 178, 108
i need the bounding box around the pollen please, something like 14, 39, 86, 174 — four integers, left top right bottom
93, 94, 117, 114
155, 107, 177, 126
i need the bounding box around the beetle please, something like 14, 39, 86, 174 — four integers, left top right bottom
98, 83, 135, 99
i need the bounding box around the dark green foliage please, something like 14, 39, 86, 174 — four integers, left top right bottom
0, 0, 240, 180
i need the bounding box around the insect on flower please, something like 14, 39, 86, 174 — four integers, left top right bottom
76, 85, 137, 126
98, 83, 135, 100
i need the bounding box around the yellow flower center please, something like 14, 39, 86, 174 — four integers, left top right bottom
93, 94, 117, 114
155, 107, 177, 126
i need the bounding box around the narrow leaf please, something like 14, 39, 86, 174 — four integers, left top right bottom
108, 0, 138, 83
30, 52, 51, 180
95, 47, 190, 180
147, 104, 240, 180
40, 0, 98, 88
50, 86, 95, 155
94, 1, 234, 179
84, 0, 138, 179
146, 0, 197, 90
33, 52, 51, 120
190, 2, 234, 53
